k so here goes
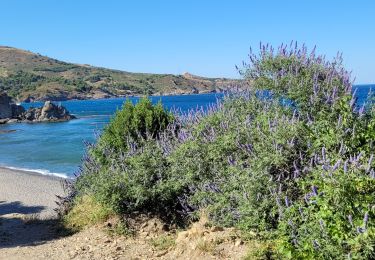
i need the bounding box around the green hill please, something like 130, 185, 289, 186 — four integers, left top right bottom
0, 46, 237, 102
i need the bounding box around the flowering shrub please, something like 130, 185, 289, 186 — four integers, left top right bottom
167, 93, 306, 231
278, 152, 375, 259
67, 43, 374, 258
237, 42, 374, 258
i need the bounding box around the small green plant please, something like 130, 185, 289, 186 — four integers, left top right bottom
63, 195, 114, 231
150, 235, 176, 250
243, 239, 278, 260
106, 221, 133, 237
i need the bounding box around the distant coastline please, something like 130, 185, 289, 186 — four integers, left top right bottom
22, 89, 224, 103
0, 46, 239, 103
20, 84, 373, 104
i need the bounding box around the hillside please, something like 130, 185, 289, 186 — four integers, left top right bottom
0, 46, 238, 102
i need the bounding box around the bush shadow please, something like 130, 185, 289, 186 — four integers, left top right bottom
0, 200, 73, 248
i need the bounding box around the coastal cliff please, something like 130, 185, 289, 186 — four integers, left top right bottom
0, 92, 75, 124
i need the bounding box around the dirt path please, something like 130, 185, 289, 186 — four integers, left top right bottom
0, 219, 248, 260
0, 168, 248, 259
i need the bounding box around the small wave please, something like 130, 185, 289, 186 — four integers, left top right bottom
77, 114, 111, 118
1, 165, 70, 179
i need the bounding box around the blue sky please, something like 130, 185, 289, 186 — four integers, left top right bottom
0, 0, 374, 83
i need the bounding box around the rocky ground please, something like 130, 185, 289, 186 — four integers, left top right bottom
0, 215, 249, 260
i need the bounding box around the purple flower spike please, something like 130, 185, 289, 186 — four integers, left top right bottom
298, 207, 303, 217
370, 169, 375, 179
293, 161, 300, 178
348, 215, 353, 226
355, 152, 363, 162
358, 104, 365, 117
311, 186, 318, 196
349, 89, 358, 109
366, 154, 374, 173
312, 240, 320, 249
339, 141, 344, 154
332, 160, 341, 171
227, 156, 235, 166
304, 194, 309, 204
364, 212, 369, 227
288, 219, 294, 227
321, 147, 326, 162
276, 197, 281, 207
356, 227, 365, 234
344, 160, 348, 174
285, 196, 290, 207
319, 219, 325, 230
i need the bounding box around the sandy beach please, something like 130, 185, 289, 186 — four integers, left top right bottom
0, 167, 68, 254
0, 167, 65, 219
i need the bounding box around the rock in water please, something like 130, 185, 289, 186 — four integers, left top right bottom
11, 103, 26, 118
0, 92, 75, 123
0, 92, 13, 119
22, 101, 76, 122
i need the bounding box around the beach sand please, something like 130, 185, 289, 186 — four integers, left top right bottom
0, 167, 67, 251
0, 167, 65, 218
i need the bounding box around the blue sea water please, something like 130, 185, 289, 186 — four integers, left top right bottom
0, 94, 223, 178
0, 86, 373, 178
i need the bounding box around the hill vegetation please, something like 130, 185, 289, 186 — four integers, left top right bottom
0, 46, 237, 102
63, 43, 375, 259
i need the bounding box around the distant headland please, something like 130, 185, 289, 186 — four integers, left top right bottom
0, 46, 238, 102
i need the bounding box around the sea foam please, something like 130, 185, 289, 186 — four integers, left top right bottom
1, 165, 70, 179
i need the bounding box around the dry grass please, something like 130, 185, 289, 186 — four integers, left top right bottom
196, 238, 216, 253
63, 195, 114, 231
21, 213, 44, 225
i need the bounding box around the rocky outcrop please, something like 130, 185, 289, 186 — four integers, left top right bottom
11, 103, 26, 118
0, 92, 13, 119
0, 92, 76, 124
22, 101, 76, 122
0, 93, 26, 123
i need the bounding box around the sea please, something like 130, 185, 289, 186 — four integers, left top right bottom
0, 85, 373, 178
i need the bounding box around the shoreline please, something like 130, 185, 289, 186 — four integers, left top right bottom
0, 166, 66, 218
0, 165, 70, 179
19, 84, 372, 104
21, 91, 223, 103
